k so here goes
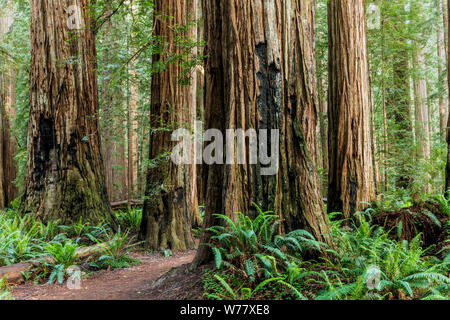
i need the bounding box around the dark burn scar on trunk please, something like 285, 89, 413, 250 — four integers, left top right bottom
32, 115, 56, 189
254, 42, 282, 214
255, 42, 282, 130
68, 133, 78, 161
173, 187, 184, 207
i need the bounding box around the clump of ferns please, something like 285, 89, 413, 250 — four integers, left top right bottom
432, 193, 450, 217
208, 204, 324, 285
0, 214, 47, 266
317, 211, 450, 300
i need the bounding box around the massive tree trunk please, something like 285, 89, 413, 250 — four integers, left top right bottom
138, 0, 198, 250
327, 0, 375, 218
193, 0, 330, 267
19, 0, 115, 225
0, 7, 17, 209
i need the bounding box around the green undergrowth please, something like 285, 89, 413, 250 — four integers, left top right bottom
0, 278, 13, 300
0, 208, 142, 296
203, 202, 450, 300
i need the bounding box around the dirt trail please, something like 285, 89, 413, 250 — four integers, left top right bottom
11, 250, 196, 300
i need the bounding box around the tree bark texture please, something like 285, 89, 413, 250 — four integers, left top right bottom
193, 0, 330, 267
20, 0, 115, 225
139, 0, 198, 251
327, 0, 376, 218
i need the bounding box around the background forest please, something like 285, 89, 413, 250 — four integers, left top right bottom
0, 0, 449, 301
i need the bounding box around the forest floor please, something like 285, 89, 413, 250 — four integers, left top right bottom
10, 249, 204, 300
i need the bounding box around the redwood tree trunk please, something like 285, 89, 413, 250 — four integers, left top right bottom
138, 0, 198, 250
327, 0, 376, 218
20, 0, 115, 225
193, 0, 330, 267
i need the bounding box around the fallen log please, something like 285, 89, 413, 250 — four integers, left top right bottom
110, 199, 144, 210
0, 263, 33, 285
0, 242, 112, 285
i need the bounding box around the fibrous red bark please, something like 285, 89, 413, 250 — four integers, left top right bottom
327, 0, 376, 218
138, 0, 199, 250
20, 0, 114, 225
193, 0, 330, 267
